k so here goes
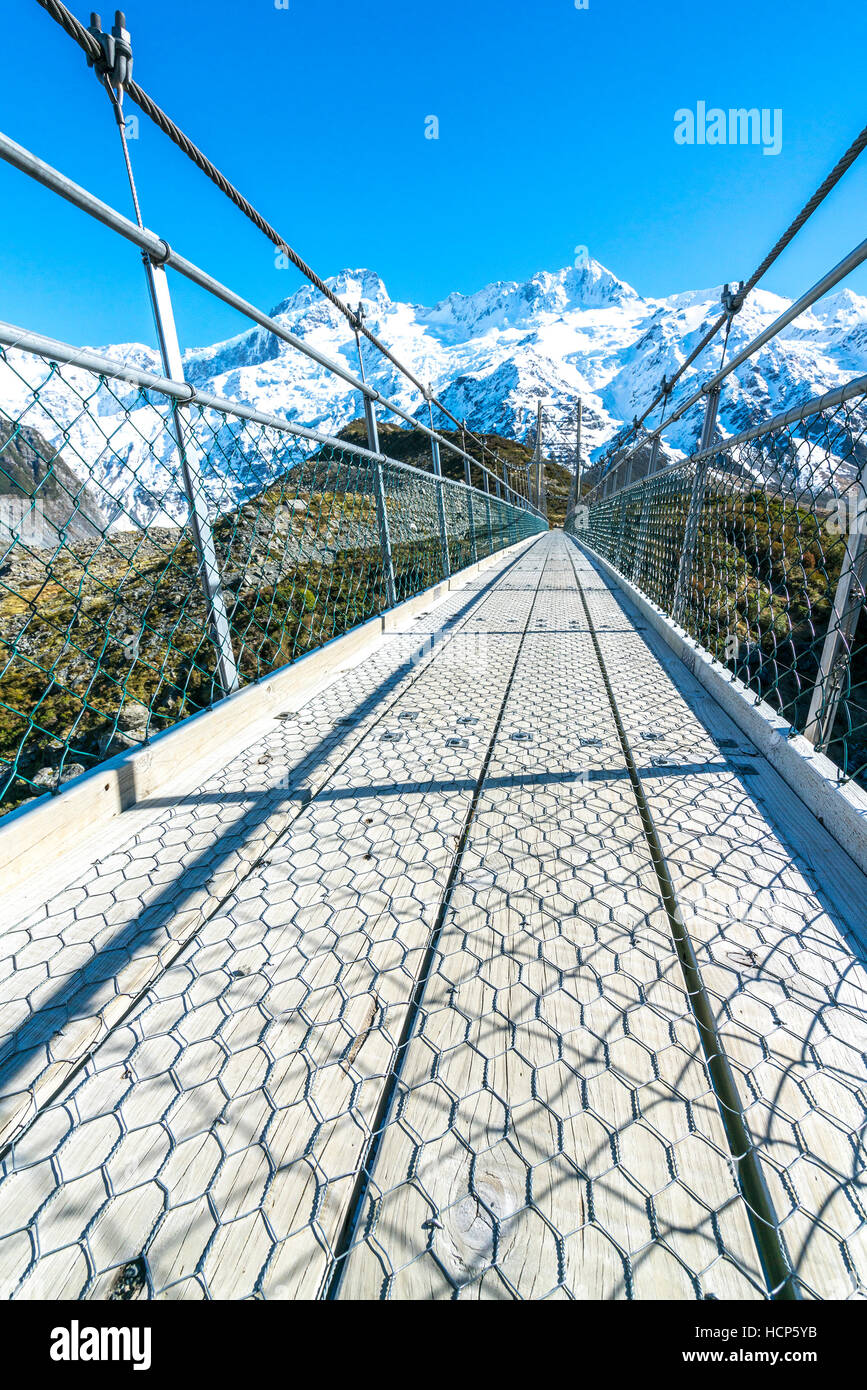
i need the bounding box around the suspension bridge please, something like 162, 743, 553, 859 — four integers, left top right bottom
0, 3, 866, 1302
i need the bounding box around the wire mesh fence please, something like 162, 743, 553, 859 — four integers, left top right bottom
0, 535, 779, 1303
567, 382, 867, 784
0, 345, 544, 820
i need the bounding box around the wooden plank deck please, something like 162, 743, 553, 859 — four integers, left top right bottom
575, 551, 867, 1300
0, 531, 865, 1300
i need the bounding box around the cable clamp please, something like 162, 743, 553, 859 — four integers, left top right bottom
721, 281, 744, 316
148, 238, 172, 266
87, 11, 133, 90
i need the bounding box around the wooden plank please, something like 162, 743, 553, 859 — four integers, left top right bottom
338, 537, 764, 1299
0, 544, 533, 1158
0, 545, 547, 1300
0, 537, 535, 895
578, 556, 867, 1299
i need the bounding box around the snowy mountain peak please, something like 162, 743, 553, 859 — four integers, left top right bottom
424, 258, 640, 337
270, 268, 390, 324
12, 254, 866, 529
810, 288, 867, 327
561, 259, 641, 307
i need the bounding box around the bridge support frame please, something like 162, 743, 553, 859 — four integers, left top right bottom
568, 399, 583, 513
145, 257, 239, 695
804, 465, 867, 751
361, 395, 398, 610
672, 386, 720, 623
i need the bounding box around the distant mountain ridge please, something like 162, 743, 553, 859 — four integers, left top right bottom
3, 257, 866, 525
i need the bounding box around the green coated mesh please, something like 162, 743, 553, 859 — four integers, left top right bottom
568, 386, 867, 784
0, 346, 545, 817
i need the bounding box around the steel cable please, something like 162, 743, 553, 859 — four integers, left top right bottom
597, 119, 867, 470
34, 0, 507, 476
39, 2, 866, 494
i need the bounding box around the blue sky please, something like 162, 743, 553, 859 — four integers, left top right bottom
1, 0, 866, 352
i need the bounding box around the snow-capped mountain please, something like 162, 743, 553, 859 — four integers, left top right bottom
3, 258, 866, 527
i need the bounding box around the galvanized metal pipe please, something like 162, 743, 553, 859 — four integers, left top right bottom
0, 320, 517, 501
672, 386, 720, 623
592, 238, 867, 500
692, 371, 867, 461
803, 460, 867, 751
703, 238, 867, 396
0, 132, 527, 506
142, 260, 240, 695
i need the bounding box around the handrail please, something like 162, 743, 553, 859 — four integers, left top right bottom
692, 371, 867, 463
0, 320, 539, 504
0, 132, 534, 510
586, 233, 867, 501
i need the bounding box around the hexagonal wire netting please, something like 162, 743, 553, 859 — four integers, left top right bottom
0, 344, 544, 820
569, 385, 867, 785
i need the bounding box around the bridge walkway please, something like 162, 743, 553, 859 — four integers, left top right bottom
1, 530, 866, 1300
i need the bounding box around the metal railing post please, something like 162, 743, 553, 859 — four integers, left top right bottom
569, 399, 583, 512
144, 259, 239, 694
435, 473, 451, 579
461, 423, 475, 489
803, 478, 867, 751
672, 386, 720, 623
355, 324, 397, 609
372, 459, 397, 609
427, 399, 451, 580
615, 489, 631, 570
462, 431, 480, 559
485, 490, 494, 555
533, 400, 544, 512
361, 392, 397, 609
632, 435, 660, 585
